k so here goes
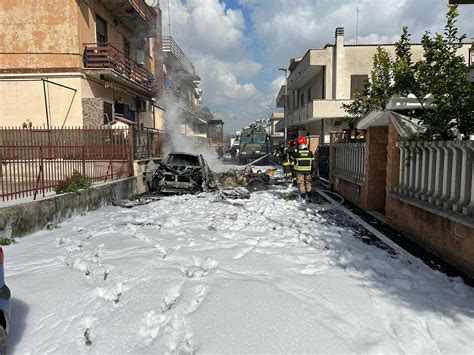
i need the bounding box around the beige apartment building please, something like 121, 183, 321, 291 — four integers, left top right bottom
276, 27, 472, 143
0, 0, 164, 129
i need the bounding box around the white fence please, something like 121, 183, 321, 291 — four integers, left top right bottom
395, 141, 473, 217
332, 143, 366, 184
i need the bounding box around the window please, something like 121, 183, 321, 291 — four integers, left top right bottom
96, 16, 107, 44
350, 74, 369, 99
103, 102, 113, 124
307, 87, 311, 102
300, 93, 304, 106
123, 40, 130, 59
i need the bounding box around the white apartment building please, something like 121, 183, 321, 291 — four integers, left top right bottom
276, 27, 471, 143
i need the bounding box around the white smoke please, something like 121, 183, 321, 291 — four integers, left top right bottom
158, 95, 221, 170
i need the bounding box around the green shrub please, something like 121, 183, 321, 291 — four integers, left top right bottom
55, 170, 92, 194
0, 238, 15, 246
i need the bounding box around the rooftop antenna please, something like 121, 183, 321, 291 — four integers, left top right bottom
167, 0, 171, 36
356, 7, 359, 45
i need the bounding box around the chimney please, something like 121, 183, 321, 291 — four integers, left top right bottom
335, 27, 344, 47
333, 27, 345, 100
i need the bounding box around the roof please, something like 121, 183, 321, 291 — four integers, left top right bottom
356, 111, 425, 137
208, 119, 225, 125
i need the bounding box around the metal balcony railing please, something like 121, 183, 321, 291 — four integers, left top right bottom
162, 36, 195, 74
84, 43, 156, 94
129, 0, 157, 31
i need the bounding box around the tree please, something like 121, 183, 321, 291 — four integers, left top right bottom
343, 4, 473, 140
343, 47, 392, 129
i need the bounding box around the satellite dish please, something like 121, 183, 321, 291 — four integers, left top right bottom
144, 0, 158, 7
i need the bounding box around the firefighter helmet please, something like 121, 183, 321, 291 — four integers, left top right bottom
296, 136, 307, 145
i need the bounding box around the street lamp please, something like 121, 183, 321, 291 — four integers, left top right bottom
278, 68, 288, 146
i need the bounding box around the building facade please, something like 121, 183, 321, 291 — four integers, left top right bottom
276, 27, 471, 143
0, 0, 164, 129
162, 36, 208, 140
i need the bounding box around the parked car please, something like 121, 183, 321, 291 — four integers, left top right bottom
0, 247, 11, 355
147, 152, 212, 194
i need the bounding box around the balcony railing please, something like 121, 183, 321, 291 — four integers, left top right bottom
129, 0, 157, 30
84, 43, 156, 94
100, 0, 157, 34
162, 36, 195, 74
395, 140, 473, 217
332, 143, 367, 184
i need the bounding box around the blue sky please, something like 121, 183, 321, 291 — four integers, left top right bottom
162, 0, 474, 133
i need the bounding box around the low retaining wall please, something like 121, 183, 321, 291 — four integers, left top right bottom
0, 176, 138, 239
386, 194, 474, 277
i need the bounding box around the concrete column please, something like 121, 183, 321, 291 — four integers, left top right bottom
422, 143, 437, 202
405, 142, 417, 196
333, 27, 345, 100
434, 143, 452, 206
453, 141, 473, 213
443, 142, 462, 209
395, 142, 405, 193
429, 142, 445, 204
411, 144, 423, 197
463, 160, 474, 217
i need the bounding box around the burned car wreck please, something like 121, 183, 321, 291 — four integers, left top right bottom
144, 152, 278, 197
146, 153, 212, 194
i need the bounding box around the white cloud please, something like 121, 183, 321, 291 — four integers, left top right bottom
240, 0, 474, 67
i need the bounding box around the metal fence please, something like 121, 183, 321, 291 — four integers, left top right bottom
317, 144, 330, 181
0, 127, 132, 201
395, 140, 473, 217
132, 126, 165, 160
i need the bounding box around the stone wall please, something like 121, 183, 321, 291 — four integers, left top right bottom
0, 177, 138, 239
386, 195, 474, 277
82, 98, 104, 127
384, 121, 474, 277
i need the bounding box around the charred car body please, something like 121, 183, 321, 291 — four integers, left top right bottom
147, 153, 212, 194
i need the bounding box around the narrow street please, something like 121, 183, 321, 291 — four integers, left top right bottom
5, 170, 474, 354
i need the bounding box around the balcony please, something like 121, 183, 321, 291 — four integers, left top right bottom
162, 36, 196, 76
275, 99, 351, 131
100, 0, 158, 36
276, 85, 286, 108
83, 43, 157, 96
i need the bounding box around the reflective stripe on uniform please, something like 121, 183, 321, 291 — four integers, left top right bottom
293, 148, 314, 172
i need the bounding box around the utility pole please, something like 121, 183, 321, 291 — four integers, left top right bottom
278, 68, 288, 147
356, 7, 359, 45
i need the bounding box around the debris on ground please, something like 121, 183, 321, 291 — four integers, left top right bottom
218, 187, 251, 199
113, 195, 161, 208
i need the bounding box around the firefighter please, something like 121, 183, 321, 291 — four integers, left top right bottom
291, 136, 314, 201
281, 140, 295, 181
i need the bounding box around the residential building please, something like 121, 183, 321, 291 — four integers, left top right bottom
276, 27, 471, 143
207, 119, 225, 147
162, 36, 208, 139
270, 112, 284, 146
0, 0, 164, 129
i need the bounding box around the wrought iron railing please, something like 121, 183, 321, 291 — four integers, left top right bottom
129, 0, 157, 31
0, 127, 132, 201
83, 43, 156, 94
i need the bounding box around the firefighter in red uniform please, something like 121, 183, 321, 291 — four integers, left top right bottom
291, 136, 314, 201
